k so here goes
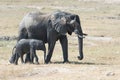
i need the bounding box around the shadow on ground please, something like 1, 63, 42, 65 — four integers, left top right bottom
52, 61, 108, 65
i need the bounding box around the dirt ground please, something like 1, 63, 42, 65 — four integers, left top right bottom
0, 63, 120, 80
0, 0, 120, 80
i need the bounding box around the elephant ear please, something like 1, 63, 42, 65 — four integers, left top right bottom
70, 14, 80, 24
67, 15, 77, 35
49, 14, 67, 34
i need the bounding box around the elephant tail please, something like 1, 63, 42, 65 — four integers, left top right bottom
9, 45, 17, 64
43, 43, 46, 63
12, 45, 16, 55
17, 28, 28, 42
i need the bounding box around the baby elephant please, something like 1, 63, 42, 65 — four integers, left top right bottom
9, 39, 46, 65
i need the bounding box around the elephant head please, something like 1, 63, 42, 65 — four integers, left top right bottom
67, 14, 84, 60
49, 11, 84, 60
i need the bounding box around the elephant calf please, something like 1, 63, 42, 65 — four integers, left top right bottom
9, 39, 46, 65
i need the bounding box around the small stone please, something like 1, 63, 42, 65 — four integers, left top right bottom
106, 72, 115, 76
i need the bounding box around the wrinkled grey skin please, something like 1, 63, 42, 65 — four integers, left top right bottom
11, 10, 86, 64
9, 39, 46, 65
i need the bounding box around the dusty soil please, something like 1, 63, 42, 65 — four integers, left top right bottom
0, 63, 120, 80
0, 0, 120, 80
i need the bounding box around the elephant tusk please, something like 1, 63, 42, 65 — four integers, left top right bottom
78, 35, 85, 38
83, 33, 88, 36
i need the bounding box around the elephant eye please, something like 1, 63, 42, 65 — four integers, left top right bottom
61, 17, 66, 24
66, 17, 72, 24
66, 20, 70, 24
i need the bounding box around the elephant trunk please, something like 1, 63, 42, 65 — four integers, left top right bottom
74, 21, 84, 60
69, 16, 84, 60
77, 35, 84, 60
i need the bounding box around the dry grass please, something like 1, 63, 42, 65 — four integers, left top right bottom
0, 0, 120, 80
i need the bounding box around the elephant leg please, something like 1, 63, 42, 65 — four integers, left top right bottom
14, 53, 19, 65
45, 42, 56, 64
30, 48, 34, 64
20, 54, 24, 64
44, 51, 46, 63
34, 53, 39, 64
30, 48, 39, 64
31, 54, 34, 64
59, 35, 69, 63
25, 53, 31, 63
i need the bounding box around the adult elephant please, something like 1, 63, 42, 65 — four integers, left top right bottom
17, 10, 85, 63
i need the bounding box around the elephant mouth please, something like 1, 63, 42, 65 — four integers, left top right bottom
57, 26, 68, 35
77, 33, 87, 39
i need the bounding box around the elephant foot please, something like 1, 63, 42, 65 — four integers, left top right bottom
63, 60, 69, 63
22, 62, 25, 64
14, 62, 18, 65
25, 59, 31, 63
9, 60, 14, 64
45, 60, 49, 64
45, 59, 52, 64
25, 54, 31, 63
9, 56, 16, 64
34, 62, 39, 65
44, 60, 52, 64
